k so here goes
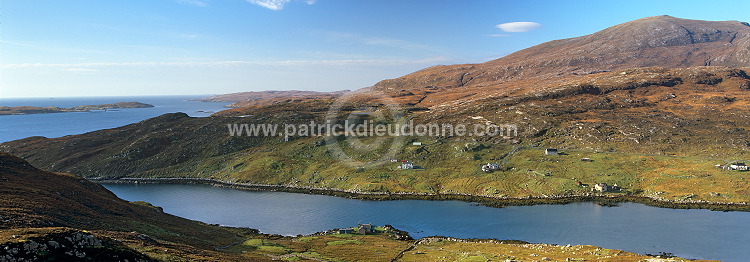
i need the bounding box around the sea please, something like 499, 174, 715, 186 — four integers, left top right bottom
0, 95, 231, 142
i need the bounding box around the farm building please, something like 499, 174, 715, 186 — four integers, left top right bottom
593, 183, 610, 192
723, 163, 749, 171
358, 224, 373, 235
397, 160, 415, 169
481, 163, 500, 172
731, 163, 748, 171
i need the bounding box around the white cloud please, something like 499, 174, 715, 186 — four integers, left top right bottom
496, 22, 541, 32
247, 0, 291, 10
323, 32, 439, 53
0, 57, 452, 69
246, 0, 316, 10
64, 68, 99, 73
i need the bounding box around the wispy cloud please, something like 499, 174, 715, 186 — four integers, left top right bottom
364, 37, 426, 50
176, 0, 207, 7
0, 40, 36, 47
496, 22, 542, 32
324, 32, 439, 53
247, 0, 290, 10
1, 57, 451, 69
64, 68, 100, 74
246, 0, 316, 10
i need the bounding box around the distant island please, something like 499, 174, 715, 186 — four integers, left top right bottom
0, 102, 154, 115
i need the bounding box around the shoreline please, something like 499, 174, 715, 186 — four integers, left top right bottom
89, 177, 750, 212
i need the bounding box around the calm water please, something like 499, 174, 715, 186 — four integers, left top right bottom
0, 96, 230, 142
104, 183, 750, 261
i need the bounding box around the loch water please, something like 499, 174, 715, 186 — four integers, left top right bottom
104, 183, 750, 262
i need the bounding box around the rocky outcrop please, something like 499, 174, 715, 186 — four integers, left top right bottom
0, 229, 151, 262
383, 225, 413, 241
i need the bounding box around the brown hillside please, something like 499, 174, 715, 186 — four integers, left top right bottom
415, 66, 750, 156
0, 152, 244, 249
371, 16, 750, 108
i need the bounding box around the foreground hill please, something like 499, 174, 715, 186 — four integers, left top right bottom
0, 153, 239, 246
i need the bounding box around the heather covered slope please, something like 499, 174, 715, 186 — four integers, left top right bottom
370, 16, 750, 107
417, 66, 750, 156
0, 152, 246, 249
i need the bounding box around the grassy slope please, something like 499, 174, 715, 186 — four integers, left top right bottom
183, 135, 750, 205
190, 68, 750, 205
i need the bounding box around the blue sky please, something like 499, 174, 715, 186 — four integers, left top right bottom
1, 0, 749, 98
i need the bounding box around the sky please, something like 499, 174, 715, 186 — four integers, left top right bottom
1, 0, 750, 98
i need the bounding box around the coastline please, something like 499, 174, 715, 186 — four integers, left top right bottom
89, 177, 750, 212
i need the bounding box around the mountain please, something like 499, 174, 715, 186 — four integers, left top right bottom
3, 16, 750, 206
370, 15, 750, 107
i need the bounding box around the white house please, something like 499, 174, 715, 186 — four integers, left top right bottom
729, 163, 748, 171
593, 183, 610, 192
481, 163, 500, 172
397, 161, 414, 169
